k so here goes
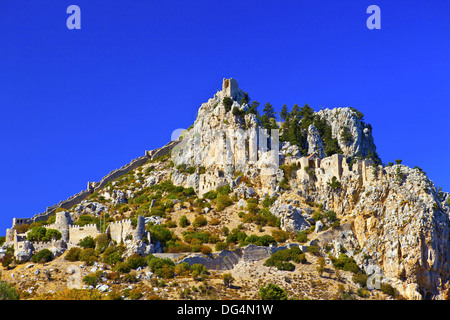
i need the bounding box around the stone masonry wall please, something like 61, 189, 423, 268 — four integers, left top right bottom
107, 219, 133, 244
68, 224, 100, 245
10, 139, 181, 231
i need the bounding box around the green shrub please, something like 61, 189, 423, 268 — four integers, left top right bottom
44, 229, 62, 241
222, 97, 233, 112
183, 230, 212, 244
244, 234, 276, 247
75, 214, 97, 227
264, 247, 306, 271
27, 226, 62, 242
79, 236, 96, 249
95, 234, 110, 253
222, 273, 235, 288
190, 263, 208, 280
271, 229, 289, 243
166, 220, 177, 228
0, 281, 19, 300
113, 261, 131, 274
352, 272, 368, 288
232, 106, 245, 117
148, 224, 175, 247
102, 246, 122, 265
262, 195, 277, 208
79, 248, 98, 266
83, 275, 98, 286
259, 283, 288, 300
307, 245, 320, 256
192, 215, 208, 228
123, 272, 139, 283
174, 262, 191, 276
125, 254, 147, 270
327, 176, 342, 190
216, 193, 233, 212
145, 165, 155, 175
280, 163, 298, 180
179, 215, 190, 228
340, 126, 353, 144
31, 249, 53, 263
259, 208, 279, 227
245, 202, 259, 214
226, 228, 248, 245
147, 255, 176, 279
216, 184, 231, 194
296, 231, 308, 243
165, 240, 192, 253
381, 283, 400, 298
215, 241, 228, 251
312, 210, 323, 222
183, 187, 196, 196
65, 247, 82, 262
203, 190, 218, 200
331, 253, 360, 274
325, 210, 337, 222
278, 178, 290, 190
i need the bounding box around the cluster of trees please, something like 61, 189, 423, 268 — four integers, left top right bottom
280, 104, 342, 156
226, 93, 344, 157
263, 246, 307, 271
26, 226, 62, 242
65, 234, 111, 266
226, 94, 384, 166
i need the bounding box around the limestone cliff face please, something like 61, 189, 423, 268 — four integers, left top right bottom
294, 159, 450, 299
307, 124, 325, 158
351, 165, 450, 300
171, 78, 272, 196
316, 107, 377, 158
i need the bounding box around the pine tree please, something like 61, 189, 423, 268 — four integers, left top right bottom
290, 104, 300, 120
299, 104, 314, 129
261, 102, 277, 130
280, 104, 288, 121
263, 102, 276, 120
248, 101, 260, 116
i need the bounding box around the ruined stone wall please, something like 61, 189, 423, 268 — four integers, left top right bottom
32, 241, 54, 252
93, 156, 149, 192
146, 139, 181, 161
9, 150, 151, 232
108, 219, 133, 244
69, 224, 100, 245
198, 170, 228, 196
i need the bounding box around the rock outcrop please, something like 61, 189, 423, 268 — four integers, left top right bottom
315, 107, 377, 158
169, 78, 449, 299
307, 124, 325, 158
301, 161, 450, 299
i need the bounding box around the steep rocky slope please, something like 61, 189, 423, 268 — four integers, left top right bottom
1, 78, 449, 300
167, 78, 450, 299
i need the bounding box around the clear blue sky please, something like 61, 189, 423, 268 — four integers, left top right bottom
0, 1, 449, 234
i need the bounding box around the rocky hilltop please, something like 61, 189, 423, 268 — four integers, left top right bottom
1, 78, 449, 300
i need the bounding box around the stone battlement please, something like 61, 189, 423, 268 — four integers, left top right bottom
108, 219, 132, 226
69, 223, 98, 230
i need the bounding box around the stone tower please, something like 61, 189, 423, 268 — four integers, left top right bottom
54, 211, 72, 241
222, 78, 239, 100
133, 215, 147, 241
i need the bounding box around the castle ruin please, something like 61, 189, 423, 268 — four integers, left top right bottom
5, 211, 152, 262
